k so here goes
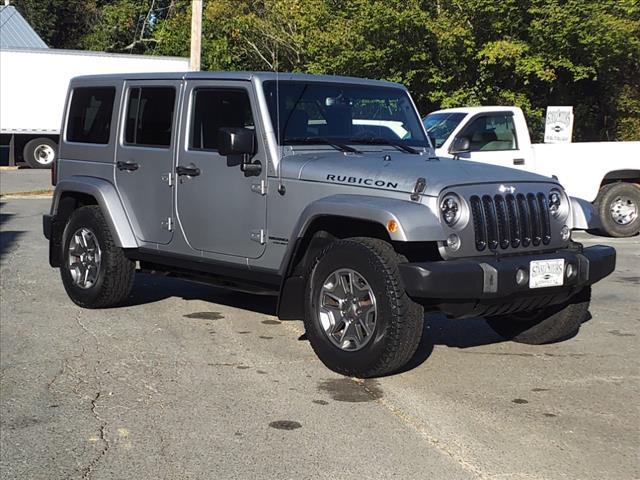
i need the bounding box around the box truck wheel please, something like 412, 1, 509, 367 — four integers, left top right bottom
23, 138, 57, 169
595, 183, 640, 237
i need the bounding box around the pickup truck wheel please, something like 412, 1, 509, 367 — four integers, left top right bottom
60, 206, 135, 308
595, 183, 640, 237
23, 138, 56, 169
486, 287, 591, 345
304, 238, 423, 378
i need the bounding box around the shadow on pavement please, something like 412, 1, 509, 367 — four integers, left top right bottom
125, 272, 505, 375
0, 202, 24, 260
124, 272, 277, 315
397, 313, 505, 374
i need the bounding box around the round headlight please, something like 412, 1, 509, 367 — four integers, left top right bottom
440, 193, 461, 226
549, 189, 563, 218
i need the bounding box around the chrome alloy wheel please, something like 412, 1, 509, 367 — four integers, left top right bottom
68, 227, 102, 289
610, 195, 638, 225
317, 268, 377, 351
33, 144, 55, 166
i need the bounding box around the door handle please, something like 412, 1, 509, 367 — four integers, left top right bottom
513, 158, 525, 165
117, 160, 139, 171
176, 164, 201, 177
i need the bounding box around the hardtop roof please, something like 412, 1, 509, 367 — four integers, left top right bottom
69, 71, 405, 89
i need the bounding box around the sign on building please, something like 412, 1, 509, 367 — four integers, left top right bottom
544, 106, 574, 143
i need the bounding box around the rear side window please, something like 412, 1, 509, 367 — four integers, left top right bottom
66, 87, 115, 144
125, 87, 176, 148
190, 89, 254, 151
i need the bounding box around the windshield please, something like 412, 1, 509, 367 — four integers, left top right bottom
422, 112, 467, 148
263, 81, 429, 148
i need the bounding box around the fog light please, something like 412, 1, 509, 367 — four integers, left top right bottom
515, 268, 528, 286
566, 263, 575, 279
560, 225, 570, 241
446, 233, 461, 251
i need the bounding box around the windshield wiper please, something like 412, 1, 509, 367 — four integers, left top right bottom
285, 137, 362, 154
352, 137, 420, 154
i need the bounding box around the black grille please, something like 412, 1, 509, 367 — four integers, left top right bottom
470, 192, 551, 251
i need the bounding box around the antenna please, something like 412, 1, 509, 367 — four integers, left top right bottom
275, 47, 285, 195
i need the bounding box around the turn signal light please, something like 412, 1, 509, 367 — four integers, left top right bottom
387, 219, 399, 233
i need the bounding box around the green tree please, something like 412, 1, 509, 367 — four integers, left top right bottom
10, 0, 101, 49
14, 0, 639, 141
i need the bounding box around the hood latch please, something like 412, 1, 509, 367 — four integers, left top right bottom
410, 177, 427, 201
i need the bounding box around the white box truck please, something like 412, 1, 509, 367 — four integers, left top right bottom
0, 48, 188, 169
423, 106, 640, 237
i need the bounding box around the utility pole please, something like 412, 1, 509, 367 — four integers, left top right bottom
190, 0, 202, 71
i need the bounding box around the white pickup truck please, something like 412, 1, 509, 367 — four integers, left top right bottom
423, 106, 640, 237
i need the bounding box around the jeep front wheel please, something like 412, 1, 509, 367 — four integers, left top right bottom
486, 287, 591, 344
304, 238, 423, 378
60, 206, 135, 308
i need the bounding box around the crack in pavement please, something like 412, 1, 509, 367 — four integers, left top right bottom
74, 313, 113, 479
46, 345, 88, 394
80, 391, 111, 480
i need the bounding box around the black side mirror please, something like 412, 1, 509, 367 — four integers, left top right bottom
218, 127, 261, 176
218, 127, 256, 156
449, 136, 471, 155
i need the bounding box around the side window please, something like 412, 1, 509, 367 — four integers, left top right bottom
190, 89, 254, 151
66, 87, 115, 144
125, 87, 176, 148
461, 114, 518, 152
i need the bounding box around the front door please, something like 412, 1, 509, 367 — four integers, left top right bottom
175, 81, 267, 259
115, 80, 181, 245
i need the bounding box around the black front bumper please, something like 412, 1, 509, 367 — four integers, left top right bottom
399, 245, 616, 318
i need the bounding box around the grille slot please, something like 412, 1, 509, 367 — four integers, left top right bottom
470, 191, 552, 252
470, 196, 487, 251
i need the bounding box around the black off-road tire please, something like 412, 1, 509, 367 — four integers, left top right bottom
304, 237, 424, 378
60, 206, 135, 308
594, 183, 640, 237
486, 287, 591, 345
23, 137, 57, 169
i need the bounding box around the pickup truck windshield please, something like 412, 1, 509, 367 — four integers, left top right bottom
422, 112, 467, 148
263, 81, 429, 148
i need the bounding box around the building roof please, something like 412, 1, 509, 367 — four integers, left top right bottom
0, 5, 48, 49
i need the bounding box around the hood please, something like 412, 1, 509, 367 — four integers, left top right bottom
281, 150, 558, 196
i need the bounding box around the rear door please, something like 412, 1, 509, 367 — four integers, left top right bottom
115, 80, 181, 245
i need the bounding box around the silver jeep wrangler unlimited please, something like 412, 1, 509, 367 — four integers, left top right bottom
43, 72, 615, 377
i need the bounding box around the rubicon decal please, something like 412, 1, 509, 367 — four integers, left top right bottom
326, 174, 399, 189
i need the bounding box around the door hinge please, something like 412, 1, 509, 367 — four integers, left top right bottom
161, 172, 173, 186
251, 180, 267, 195
161, 217, 173, 231
250, 229, 266, 244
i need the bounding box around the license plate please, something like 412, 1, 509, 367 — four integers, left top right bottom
529, 259, 565, 289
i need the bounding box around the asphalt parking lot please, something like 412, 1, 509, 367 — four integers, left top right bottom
1, 194, 638, 480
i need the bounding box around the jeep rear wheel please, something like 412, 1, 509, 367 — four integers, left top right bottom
486, 287, 591, 344
304, 237, 423, 378
60, 206, 135, 308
